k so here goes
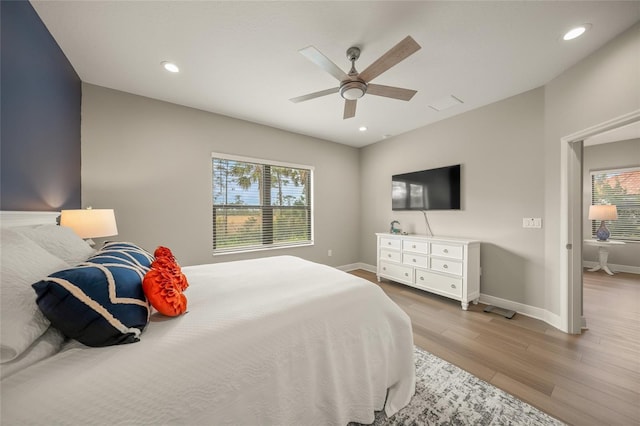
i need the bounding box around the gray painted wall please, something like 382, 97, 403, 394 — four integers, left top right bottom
544, 22, 639, 315
360, 88, 546, 307
80, 22, 639, 321
81, 84, 361, 267
583, 138, 640, 268
360, 22, 639, 315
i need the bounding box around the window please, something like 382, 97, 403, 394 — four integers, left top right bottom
212, 153, 313, 254
590, 167, 640, 241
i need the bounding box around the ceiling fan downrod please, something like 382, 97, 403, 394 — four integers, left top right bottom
340, 46, 367, 100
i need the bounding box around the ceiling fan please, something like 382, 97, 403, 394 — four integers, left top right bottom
290, 36, 421, 119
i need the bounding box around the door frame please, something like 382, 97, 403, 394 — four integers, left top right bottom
560, 109, 640, 334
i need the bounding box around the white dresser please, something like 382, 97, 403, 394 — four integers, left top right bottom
376, 233, 481, 310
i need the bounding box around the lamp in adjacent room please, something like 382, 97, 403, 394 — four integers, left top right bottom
588, 205, 617, 241
60, 208, 118, 245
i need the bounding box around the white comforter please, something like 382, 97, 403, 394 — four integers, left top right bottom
1, 256, 415, 425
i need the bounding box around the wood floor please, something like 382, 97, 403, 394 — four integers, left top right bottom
349, 269, 640, 426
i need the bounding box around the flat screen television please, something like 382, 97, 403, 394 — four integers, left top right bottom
392, 164, 461, 211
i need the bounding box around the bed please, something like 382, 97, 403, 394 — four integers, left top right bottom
0, 211, 415, 425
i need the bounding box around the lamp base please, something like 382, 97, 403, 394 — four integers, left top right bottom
595, 220, 610, 241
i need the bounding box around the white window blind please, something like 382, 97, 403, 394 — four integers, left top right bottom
212, 153, 313, 254
590, 167, 640, 241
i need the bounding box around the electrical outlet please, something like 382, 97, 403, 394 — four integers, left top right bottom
328, 249, 332, 257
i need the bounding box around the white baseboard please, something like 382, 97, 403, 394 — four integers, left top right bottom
582, 261, 640, 275
337, 262, 376, 273
338, 262, 564, 330
479, 294, 562, 329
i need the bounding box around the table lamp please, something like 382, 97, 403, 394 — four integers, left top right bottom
588, 205, 617, 241
60, 208, 118, 245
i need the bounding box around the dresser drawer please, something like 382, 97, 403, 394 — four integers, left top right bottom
379, 261, 413, 283
402, 253, 428, 268
402, 239, 428, 254
430, 257, 463, 276
380, 237, 401, 250
430, 242, 463, 260
380, 248, 401, 263
415, 270, 462, 298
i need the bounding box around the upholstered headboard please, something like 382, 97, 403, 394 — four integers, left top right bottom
0, 211, 59, 227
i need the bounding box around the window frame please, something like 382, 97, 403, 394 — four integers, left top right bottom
590, 166, 640, 242
211, 152, 314, 255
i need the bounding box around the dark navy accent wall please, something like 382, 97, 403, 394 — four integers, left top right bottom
1, 0, 81, 211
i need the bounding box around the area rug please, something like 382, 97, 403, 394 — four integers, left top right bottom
355, 346, 565, 426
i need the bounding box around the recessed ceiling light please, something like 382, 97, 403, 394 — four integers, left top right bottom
359, 126, 368, 132
161, 61, 180, 73
563, 24, 591, 41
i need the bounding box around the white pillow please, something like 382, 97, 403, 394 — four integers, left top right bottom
13, 224, 95, 265
0, 228, 70, 363
0, 326, 65, 379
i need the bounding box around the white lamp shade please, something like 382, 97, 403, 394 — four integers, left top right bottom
588, 205, 618, 221
60, 209, 118, 239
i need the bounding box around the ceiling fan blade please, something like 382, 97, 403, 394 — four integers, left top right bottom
358, 36, 421, 83
289, 87, 339, 103
299, 46, 350, 82
343, 99, 357, 119
367, 84, 417, 101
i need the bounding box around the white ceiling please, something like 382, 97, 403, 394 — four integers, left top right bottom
31, 1, 640, 148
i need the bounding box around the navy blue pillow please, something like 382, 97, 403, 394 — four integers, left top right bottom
97, 241, 154, 268
32, 243, 152, 347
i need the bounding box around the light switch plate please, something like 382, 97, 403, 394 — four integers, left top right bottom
523, 218, 542, 228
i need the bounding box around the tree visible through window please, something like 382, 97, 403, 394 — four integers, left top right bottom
212, 153, 313, 253
591, 167, 640, 241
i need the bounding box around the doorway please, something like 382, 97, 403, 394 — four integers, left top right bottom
561, 109, 640, 334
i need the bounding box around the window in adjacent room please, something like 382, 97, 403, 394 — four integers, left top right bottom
590, 166, 640, 241
212, 153, 313, 254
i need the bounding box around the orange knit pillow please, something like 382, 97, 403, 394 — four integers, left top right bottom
142, 247, 188, 317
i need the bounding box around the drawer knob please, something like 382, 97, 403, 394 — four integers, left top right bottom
420, 276, 424, 281
383, 267, 386, 271
404, 272, 409, 277
443, 264, 448, 269
451, 284, 456, 289
387, 242, 392, 245
412, 245, 416, 248
388, 254, 392, 258
443, 248, 449, 253
412, 258, 416, 263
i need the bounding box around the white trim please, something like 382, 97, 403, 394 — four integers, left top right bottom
344, 262, 564, 328
345, 263, 566, 329
479, 293, 563, 329
560, 109, 640, 334
211, 151, 315, 172
337, 262, 376, 273
213, 241, 314, 256
0, 211, 60, 227
582, 261, 640, 275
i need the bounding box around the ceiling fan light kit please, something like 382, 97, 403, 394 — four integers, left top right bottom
340, 80, 367, 100
291, 36, 421, 119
